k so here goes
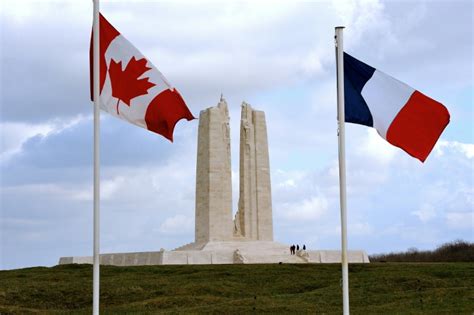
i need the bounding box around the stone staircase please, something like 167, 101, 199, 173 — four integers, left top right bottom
227, 241, 307, 264
173, 242, 205, 251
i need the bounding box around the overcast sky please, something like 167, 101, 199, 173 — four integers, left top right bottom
1, 0, 472, 270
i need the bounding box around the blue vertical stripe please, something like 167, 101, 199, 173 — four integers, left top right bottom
343, 52, 375, 127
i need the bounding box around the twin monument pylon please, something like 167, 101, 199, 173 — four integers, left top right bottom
195, 96, 272, 244
59, 97, 369, 265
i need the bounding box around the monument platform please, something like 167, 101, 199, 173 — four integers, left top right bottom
59, 241, 369, 266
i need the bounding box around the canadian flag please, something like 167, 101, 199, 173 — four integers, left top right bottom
90, 14, 195, 141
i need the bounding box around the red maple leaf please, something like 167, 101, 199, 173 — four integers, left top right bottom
109, 57, 156, 115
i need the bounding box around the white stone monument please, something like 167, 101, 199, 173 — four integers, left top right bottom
194, 98, 234, 244
234, 102, 273, 241
59, 97, 369, 265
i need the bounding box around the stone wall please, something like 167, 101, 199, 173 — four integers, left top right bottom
59, 247, 370, 266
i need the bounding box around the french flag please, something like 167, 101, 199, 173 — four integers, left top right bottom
344, 52, 450, 162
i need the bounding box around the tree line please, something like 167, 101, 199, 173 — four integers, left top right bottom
369, 240, 474, 262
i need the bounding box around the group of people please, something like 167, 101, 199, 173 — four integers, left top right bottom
289, 244, 306, 255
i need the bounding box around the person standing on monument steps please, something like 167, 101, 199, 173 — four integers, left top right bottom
297, 245, 300, 251
303, 245, 306, 251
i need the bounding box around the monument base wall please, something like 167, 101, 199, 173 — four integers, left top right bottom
59, 241, 369, 266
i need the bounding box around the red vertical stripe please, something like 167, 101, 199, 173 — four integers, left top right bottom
386, 90, 450, 162
145, 89, 196, 142
89, 14, 120, 100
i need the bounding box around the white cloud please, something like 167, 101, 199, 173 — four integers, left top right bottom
2, 183, 89, 203
280, 179, 297, 188
0, 122, 54, 161
446, 212, 473, 230
435, 140, 474, 159
280, 196, 328, 221
349, 222, 373, 236
356, 128, 400, 164
274, 170, 307, 189
301, 50, 325, 76
411, 203, 437, 223
70, 176, 126, 201
332, 0, 395, 53
159, 215, 194, 235
0, 115, 88, 162
382, 223, 440, 244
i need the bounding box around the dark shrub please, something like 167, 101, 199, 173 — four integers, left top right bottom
370, 240, 474, 262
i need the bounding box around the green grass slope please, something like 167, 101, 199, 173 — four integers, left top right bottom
1, 263, 473, 314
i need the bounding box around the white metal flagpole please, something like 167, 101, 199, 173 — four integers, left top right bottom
92, 0, 100, 314
335, 26, 350, 315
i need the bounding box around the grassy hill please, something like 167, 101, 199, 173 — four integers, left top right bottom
1, 263, 473, 314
